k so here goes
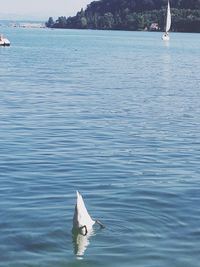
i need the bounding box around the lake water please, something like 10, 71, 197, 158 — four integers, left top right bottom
1, 27, 200, 267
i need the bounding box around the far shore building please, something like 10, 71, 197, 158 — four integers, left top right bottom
150, 23, 159, 31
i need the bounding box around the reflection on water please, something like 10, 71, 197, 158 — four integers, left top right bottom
72, 228, 95, 258
162, 39, 170, 48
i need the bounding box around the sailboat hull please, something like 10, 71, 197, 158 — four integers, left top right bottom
0, 38, 10, 46
162, 33, 170, 41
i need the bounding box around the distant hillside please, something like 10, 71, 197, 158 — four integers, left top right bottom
46, 0, 200, 32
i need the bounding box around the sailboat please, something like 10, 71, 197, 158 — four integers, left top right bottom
162, 0, 171, 41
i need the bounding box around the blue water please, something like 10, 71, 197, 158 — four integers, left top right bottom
1, 27, 200, 267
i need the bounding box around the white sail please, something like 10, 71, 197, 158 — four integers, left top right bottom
166, 0, 171, 33
162, 0, 171, 40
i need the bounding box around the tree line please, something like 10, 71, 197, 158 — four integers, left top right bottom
46, 0, 200, 32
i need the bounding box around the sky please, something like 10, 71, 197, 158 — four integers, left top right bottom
0, 0, 91, 20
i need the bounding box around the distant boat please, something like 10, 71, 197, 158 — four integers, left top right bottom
0, 34, 10, 46
162, 0, 171, 41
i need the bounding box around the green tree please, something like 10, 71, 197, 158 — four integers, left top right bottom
80, 17, 88, 28
45, 17, 54, 27
46, 0, 200, 32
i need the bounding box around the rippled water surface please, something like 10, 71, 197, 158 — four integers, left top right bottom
1, 28, 200, 267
